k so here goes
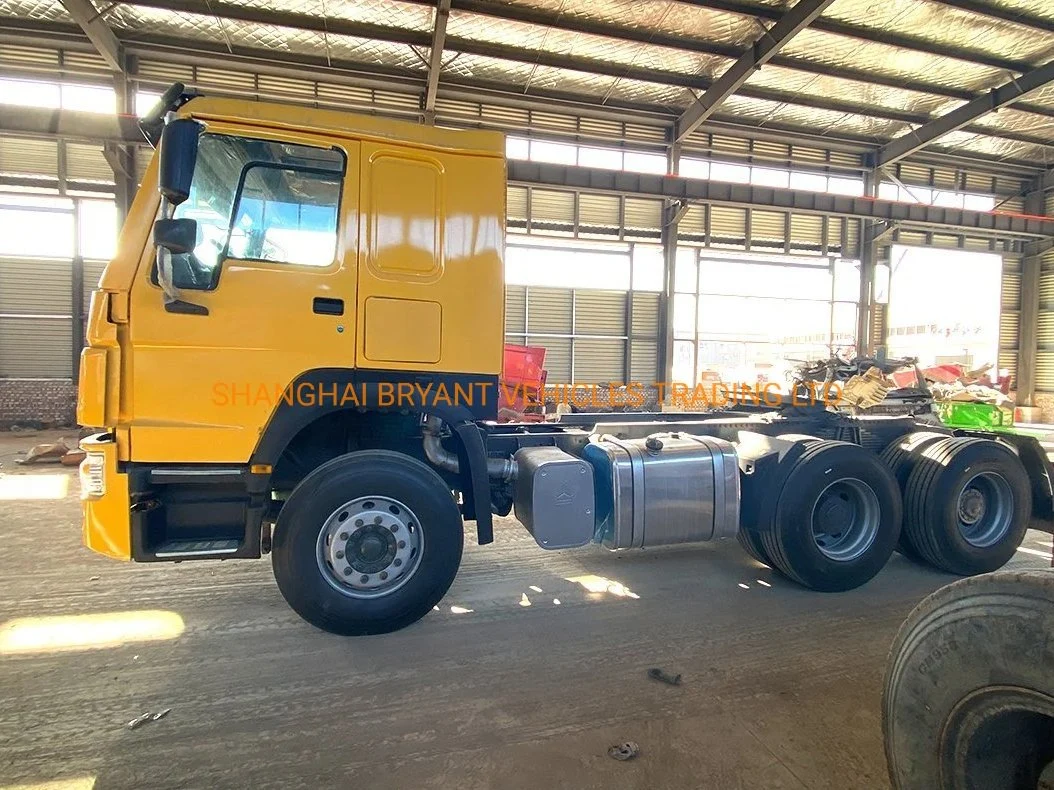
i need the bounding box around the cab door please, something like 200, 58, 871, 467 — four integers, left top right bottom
126, 126, 360, 463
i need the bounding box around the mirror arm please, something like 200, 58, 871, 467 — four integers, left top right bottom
155, 111, 208, 316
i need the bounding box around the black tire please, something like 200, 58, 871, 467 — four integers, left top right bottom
759, 440, 901, 592
879, 431, 949, 562
737, 527, 772, 566
903, 437, 1030, 576
883, 570, 1054, 790
272, 450, 463, 635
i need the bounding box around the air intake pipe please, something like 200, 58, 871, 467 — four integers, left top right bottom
422, 416, 517, 482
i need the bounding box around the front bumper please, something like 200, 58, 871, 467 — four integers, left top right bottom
80, 433, 131, 560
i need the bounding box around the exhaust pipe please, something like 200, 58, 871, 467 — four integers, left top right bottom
422, 416, 517, 482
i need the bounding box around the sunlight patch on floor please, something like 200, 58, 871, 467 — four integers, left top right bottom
566, 574, 640, 599
0, 474, 69, 501
0, 611, 185, 655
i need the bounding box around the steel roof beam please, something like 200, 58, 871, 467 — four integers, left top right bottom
90, 1, 1054, 153
0, 41, 1045, 181
422, 0, 450, 124
2, 17, 1049, 177
59, 0, 122, 71
675, 0, 835, 142
678, 0, 1034, 74
873, 60, 1054, 168
928, 0, 1054, 32
402, 0, 1054, 119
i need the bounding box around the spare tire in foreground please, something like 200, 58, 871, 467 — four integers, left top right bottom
884, 570, 1054, 789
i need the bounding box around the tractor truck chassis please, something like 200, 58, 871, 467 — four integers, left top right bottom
83, 406, 1053, 635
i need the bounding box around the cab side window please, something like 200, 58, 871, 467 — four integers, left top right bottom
169, 135, 344, 288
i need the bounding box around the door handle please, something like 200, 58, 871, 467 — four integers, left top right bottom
313, 297, 344, 316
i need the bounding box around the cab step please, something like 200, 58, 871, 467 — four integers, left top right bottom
154, 538, 241, 558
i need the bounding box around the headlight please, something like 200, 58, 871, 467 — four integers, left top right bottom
79, 452, 106, 499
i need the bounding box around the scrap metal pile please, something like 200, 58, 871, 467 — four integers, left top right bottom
790, 353, 1013, 424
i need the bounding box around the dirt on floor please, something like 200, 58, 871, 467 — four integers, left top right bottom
0, 428, 1050, 790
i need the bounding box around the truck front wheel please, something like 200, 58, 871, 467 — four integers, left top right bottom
272, 450, 464, 635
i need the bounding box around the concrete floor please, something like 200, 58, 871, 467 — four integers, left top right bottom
1, 431, 1051, 790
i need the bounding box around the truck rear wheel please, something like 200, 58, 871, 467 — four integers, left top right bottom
272, 450, 463, 635
880, 431, 949, 562
760, 441, 901, 591
884, 570, 1054, 789
737, 528, 772, 566
902, 437, 1030, 576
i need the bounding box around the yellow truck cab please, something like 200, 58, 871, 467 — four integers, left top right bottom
79, 84, 1046, 636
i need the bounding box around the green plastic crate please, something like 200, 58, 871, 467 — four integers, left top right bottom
938, 401, 1014, 429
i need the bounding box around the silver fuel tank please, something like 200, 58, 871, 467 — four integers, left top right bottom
582, 432, 740, 550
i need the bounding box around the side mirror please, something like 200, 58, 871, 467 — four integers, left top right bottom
153, 217, 198, 254
158, 118, 202, 206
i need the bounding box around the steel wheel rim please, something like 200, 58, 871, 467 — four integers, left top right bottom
315, 495, 423, 599
957, 471, 1013, 548
810, 477, 881, 562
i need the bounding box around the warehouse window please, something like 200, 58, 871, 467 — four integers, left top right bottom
505, 136, 669, 175
878, 182, 996, 211
506, 236, 630, 289
672, 248, 860, 386
885, 246, 1001, 369
0, 195, 74, 257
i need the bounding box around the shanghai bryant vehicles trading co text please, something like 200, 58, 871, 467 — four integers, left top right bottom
77, 84, 1054, 635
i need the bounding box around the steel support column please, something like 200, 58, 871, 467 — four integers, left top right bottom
658, 143, 682, 389
71, 198, 84, 380
1018, 251, 1043, 406
856, 172, 879, 355
110, 67, 139, 223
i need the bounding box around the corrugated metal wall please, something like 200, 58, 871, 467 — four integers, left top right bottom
1036, 247, 1054, 392
507, 186, 860, 257
504, 285, 660, 384
0, 256, 96, 378
999, 257, 1021, 385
